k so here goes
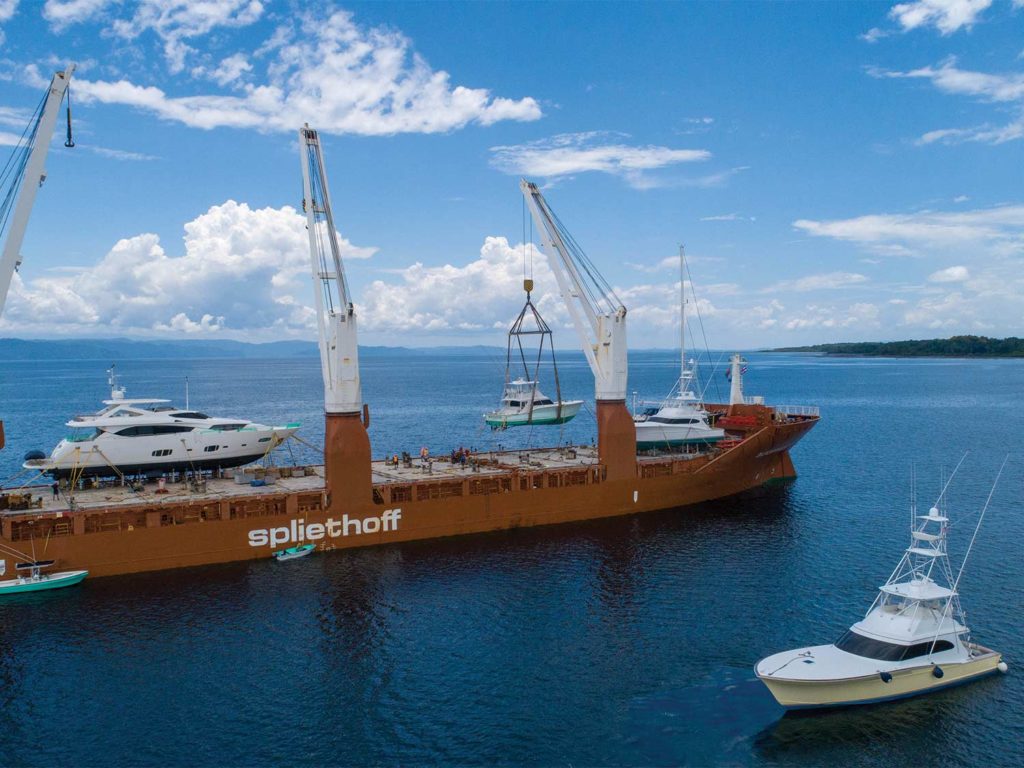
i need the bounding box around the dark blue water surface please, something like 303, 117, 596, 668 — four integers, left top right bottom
0, 351, 1021, 766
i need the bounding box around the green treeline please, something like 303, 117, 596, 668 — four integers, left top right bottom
772, 335, 1024, 357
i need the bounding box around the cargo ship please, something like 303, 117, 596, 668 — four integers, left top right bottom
0, 69, 818, 580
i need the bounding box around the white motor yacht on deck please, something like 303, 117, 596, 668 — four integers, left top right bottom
23, 368, 300, 479
755, 460, 1008, 709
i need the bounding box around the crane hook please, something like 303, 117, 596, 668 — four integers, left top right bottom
64, 88, 75, 148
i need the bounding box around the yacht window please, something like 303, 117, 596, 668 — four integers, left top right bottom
203, 445, 220, 452
507, 400, 522, 408
534, 399, 554, 406
151, 449, 173, 457
151, 406, 176, 412
210, 423, 247, 431
170, 412, 210, 420
835, 630, 955, 661
116, 425, 194, 437
647, 417, 701, 425
67, 428, 100, 443
258, 437, 272, 443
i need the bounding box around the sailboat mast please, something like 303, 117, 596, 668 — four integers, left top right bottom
679, 245, 687, 384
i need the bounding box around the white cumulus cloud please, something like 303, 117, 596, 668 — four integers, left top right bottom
46, 9, 541, 136
888, 0, 993, 35
928, 265, 970, 282
2, 200, 376, 337
489, 132, 710, 188
871, 58, 1024, 145
793, 204, 1024, 252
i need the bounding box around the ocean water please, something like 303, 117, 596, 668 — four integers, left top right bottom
0, 350, 1021, 766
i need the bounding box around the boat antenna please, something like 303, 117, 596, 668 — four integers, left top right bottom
925, 455, 1009, 657
911, 461, 916, 533
931, 451, 968, 512
952, 455, 1008, 595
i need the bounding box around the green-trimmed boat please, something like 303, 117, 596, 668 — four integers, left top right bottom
0, 560, 88, 595
484, 379, 582, 429
273, 544, 315, 562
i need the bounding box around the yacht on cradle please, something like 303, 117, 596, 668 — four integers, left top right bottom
484, 378, 583, 428
633, 247, 725, 450
23, 368, 301, 479
755, 460, 1008, 709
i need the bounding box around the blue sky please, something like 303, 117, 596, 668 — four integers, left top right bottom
1, 0, 1022, 348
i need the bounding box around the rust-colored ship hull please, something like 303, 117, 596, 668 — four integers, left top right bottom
0, 403, 816, 579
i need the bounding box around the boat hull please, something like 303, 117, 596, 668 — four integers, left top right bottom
636, 434, 725, 449
27, 453, 274, 480
0, 570, 88, 594
0, 414, 817, 579
757, 649, 1002, 709
484, 401, 582, 428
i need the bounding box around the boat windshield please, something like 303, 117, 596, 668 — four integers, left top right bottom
835, 630, 954, 661
66, 427, 100, 443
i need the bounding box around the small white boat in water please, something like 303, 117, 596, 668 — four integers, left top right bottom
756, 461, 1008, 709
484, 378, 582, 429
24, 367, 300, 479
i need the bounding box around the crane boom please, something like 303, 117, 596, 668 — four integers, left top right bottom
0, 64, 75, 315
520, 179, 628, 401
299, 124, 362, 414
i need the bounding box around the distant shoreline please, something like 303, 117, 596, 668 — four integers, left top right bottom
770, 335, 1024, 359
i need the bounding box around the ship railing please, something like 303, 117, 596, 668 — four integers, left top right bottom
774, 405, 820, 417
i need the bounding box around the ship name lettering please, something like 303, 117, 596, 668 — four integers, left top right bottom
247, 509, 402, 548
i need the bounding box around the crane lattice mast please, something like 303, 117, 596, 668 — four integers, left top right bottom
299, 125, 363, 415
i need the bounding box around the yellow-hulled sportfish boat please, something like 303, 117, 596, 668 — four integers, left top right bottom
756, 462, 1008, 709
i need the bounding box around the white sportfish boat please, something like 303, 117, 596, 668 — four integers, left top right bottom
756, 463, 1008, 709
634, 247, 724, 450
484, 378, 582, 429
24, 368, 300, 479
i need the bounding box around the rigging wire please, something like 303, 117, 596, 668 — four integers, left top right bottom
0, 92, 47, 243
682, 250, 723, 403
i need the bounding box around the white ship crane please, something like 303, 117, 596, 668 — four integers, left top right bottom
519, 179, 628, 401
0, 64, 75, 451
299, 124, 363, 416
0, 64, 75, 316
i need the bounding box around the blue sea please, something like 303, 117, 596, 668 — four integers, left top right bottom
0, 350, 1021, 766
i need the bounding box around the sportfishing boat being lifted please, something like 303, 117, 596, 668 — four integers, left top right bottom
634, 247, 724, 450
23, 367, 300, 479
485, 378, 582, 428
484, 277, 582, 429
755, 460, 1008, 709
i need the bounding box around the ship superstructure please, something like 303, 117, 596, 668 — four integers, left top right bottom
0, 104, 819, 579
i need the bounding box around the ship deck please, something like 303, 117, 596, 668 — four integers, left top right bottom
2, 445, 609, 516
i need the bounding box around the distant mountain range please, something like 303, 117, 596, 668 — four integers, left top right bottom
772, 335, 1024, 358
0, 338, 508, 361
